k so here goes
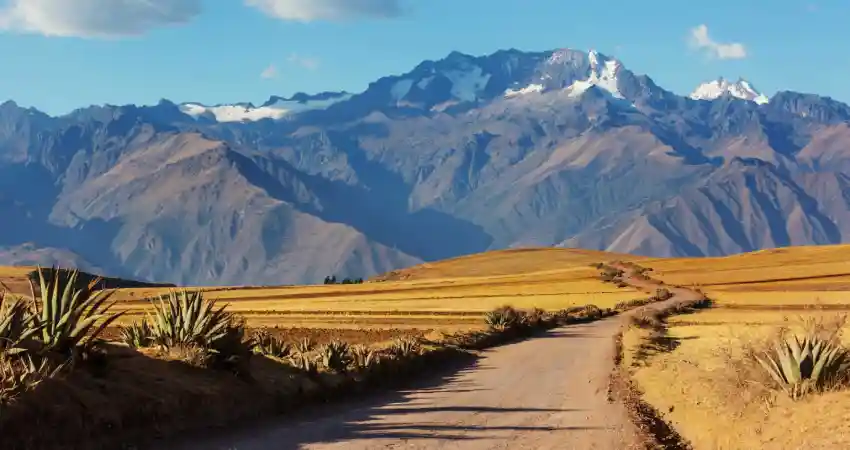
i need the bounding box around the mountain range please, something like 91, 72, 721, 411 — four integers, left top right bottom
3, 47, 850, 285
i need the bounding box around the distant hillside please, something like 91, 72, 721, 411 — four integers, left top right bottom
2, 48, 850, 284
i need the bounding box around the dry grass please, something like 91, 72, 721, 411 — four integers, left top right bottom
627, 244, 850, 449
642, 244, 850, 290
0, 248, 639, 449
100, 252, 641, 330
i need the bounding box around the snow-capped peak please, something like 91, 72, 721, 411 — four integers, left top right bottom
567, 49, 623, 99
690, 77, 769, 104
504, 49, 624, 99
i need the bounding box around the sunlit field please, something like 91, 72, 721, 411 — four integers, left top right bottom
105, 249, 644, 335
628, 244, 850, 449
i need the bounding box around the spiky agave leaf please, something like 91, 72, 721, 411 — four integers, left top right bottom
118, 320, 154, 348
251, 329, 290, 358
319, 340, 352, 373
0, 354, 65, 403
0, 292, 41, 355
390, 337, 421, 358
29, 266, 124, 356
484, 306, 519, 331
295, 337, 314, 354
350, 344, 381, 369
147, 289, 233, 349
755, 331, 850, 399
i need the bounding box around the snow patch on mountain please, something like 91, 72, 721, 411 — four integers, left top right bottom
567, 50, 623, 98
690, 78, 769, 104
179, 103, 290, 122
504, 83, 544, 97
444, 66, 491, 102
179, 93, 352, 122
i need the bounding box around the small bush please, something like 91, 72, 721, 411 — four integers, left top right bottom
654, 288, 673, 301
484, 306, 521, 331
614, 298, 654, 311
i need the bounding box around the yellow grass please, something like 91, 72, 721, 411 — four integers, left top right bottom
103, 248, 642, 329
642, 244, 850, 289
374, 247, 645, 280
629, 244, 850, 449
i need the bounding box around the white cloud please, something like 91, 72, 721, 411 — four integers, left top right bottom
287, 53, 320, 70
688, 24, 747, 60
0, 0, 201, 38
245, 0, 403, 21
260, 64, 279, 79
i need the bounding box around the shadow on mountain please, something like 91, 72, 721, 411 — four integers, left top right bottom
234, 142, 493, 262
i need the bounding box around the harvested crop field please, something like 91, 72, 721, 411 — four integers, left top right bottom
626, 244, 850, 449
104, 248, 644, 332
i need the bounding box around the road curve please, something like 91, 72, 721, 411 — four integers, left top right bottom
169, 267, 697, 450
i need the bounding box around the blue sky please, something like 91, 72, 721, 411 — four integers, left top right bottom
0, 0, 845, 115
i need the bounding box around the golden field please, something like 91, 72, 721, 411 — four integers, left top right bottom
102, 248, 644, 334
2, 248, 646, 343
628, 244, 850, 449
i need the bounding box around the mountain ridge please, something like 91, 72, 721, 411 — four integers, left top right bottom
2, 47, 850, 285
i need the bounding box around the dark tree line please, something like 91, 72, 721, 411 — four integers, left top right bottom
323, 275, 364, 285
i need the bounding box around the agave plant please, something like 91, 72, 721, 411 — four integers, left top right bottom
0, 292, 40, 355
319, 340, 352, 373
29, 266, 123, 356
147, 289, 233, 349
350, 344, 380, 369
118, 320, 154, 348
251, 329, 290, 358
0, 354, 64, 404
755, 332, 850, 399
484, 306, 519, 331
289, 337, 317, 374
389, 337, 421, 359
295, 337, 314, 354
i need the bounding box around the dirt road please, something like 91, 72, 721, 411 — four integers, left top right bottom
169, 267, 698, 450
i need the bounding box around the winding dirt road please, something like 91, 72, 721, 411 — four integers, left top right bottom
169, 266, 699, 450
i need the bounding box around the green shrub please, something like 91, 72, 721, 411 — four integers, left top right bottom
29, 266, 123, 357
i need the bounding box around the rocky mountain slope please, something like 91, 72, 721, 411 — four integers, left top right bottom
2, 48, 850, 285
